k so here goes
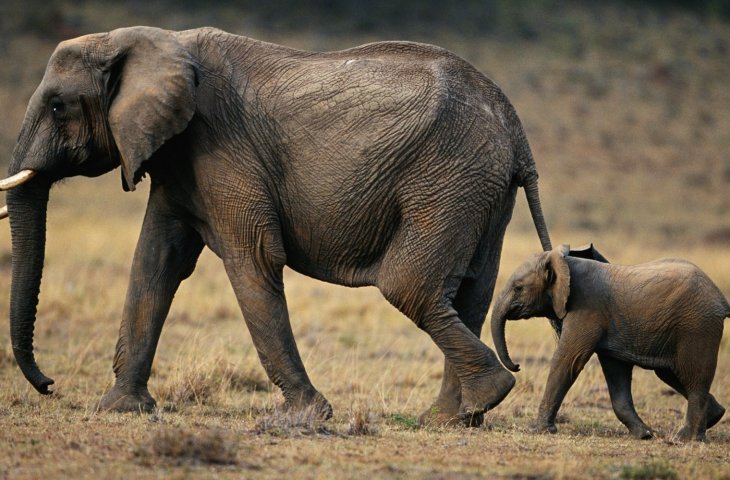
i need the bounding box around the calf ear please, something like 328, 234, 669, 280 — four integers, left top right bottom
546, 249, 570, 319
569, 243, 610, 264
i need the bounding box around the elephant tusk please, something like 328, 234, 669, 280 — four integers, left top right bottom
0, 205, 7, 220
0, 169, 36, 191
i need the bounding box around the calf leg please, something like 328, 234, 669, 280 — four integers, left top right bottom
598, 354, 652, 439
655, 368, 725, 433
535, 320, 602, 433
670, 337, 719, 441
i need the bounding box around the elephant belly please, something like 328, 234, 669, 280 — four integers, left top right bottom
281, 197, 401, 287
597, 342, 675, 370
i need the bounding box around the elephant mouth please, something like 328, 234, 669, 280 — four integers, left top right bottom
507, 302, 530, 320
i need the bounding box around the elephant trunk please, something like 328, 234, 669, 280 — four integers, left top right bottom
490, 290, 520, 372
523, 176, 552, 252
7, 179, 54, 394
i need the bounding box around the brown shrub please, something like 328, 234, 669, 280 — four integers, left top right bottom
135, 427, 239, 466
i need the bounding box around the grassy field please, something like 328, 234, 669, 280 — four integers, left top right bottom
1, 2, 730, 479
0, 177, 729, 478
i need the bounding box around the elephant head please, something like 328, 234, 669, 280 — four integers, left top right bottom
489, 243, 610, 372
490, 245, 572, 372
2, 27, 197, 394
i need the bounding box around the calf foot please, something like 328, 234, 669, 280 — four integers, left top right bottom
628, 424, 654, 440
98, 384, 156, 413
675, 425, 706, 442
459, 367, 515, 417
532, 420, 558, 434
707, 400, 725, 429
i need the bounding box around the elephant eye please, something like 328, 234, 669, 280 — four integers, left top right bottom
49, 97, 66, 119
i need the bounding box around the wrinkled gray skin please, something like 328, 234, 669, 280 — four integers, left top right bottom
7, 27, 553, 424
491, 244, 730, 441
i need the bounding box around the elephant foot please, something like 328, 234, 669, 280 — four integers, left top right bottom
675, 425, 706, 442
628, 424, 654, 440
283, 389, 333, 420
459, 367, 515, 417
418, 404, 484, 428
707, 400, 725, 429
531, 421, 558, 434
98, 385, 156, 413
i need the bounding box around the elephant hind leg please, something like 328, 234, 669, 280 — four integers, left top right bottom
657, 332, 725, 441
598, 355, 652, 439
654, 368, 725, 430
663, 340, 718, 441
677, 390, 709, 441
416, 197, 515, 428
378, 238, 513, 421
418, 274, 500, 428
707, 399, 726, 428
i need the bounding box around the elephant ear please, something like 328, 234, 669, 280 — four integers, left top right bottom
546, 246, 571, 319
101, 27, 197, 191
569, 243, 610, 264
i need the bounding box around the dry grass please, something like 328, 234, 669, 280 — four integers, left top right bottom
134, 426, 241, 467
0, 175, 727, 478
1, 3, 730, 479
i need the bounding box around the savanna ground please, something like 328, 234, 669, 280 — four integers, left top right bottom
1, 1, 729, 478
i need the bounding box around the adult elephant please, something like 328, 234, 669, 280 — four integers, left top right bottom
2, 26, 552, 425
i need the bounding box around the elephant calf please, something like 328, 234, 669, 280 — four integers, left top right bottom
491, 244, 729, 441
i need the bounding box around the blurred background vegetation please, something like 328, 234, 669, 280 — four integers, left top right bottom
0, 0, 728, 248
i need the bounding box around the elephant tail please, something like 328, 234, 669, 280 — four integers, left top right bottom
503, 97, 552, 252
523, 174, 552, 252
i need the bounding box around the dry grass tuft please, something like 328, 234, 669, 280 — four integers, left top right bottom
157, 358, 271, 407
134, 426, 240, 466
159, 370, 216, 407
614, 461, 679, 480
226, 367, 272, 394
253, 405, 334, 437
347, 406, 377, 436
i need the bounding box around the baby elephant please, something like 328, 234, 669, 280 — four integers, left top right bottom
491, 244, 729, 441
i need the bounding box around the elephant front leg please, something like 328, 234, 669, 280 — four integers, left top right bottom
99, 200, 204, 412
598, 354, 652, 439
225, 261, 332, 419
535, 326, 599, 434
